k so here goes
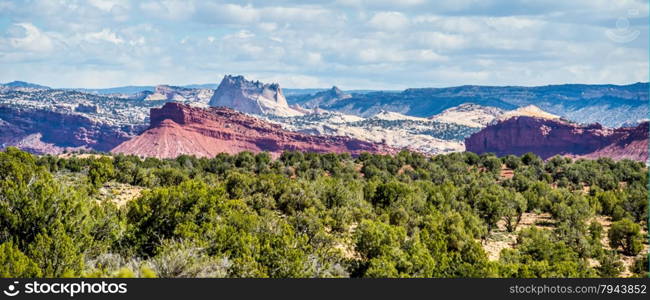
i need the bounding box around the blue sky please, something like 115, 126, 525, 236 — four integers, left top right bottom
0, 0, 648, 89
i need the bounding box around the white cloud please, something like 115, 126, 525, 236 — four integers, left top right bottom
7, 23, 54, 52
225, 30, 255, 40
258, 22, 278, 32
140, 0, 195, 21
305, 52, 323, 65
197, 3, 260, 24
88, 0, 128, 12
358, 47, 445, 63
368, 11, 410, 31
336, 0, 425, 9
413, 32, 466, 51
84, 29, 125, 44
261, 6, 339, 25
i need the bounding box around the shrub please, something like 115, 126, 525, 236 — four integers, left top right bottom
608, 218, 643, 256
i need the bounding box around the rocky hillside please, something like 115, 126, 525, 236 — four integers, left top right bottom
265, 109, 475, 155
465, 116, 648, 161
111, 102, 394, 158
0, 87, 151, 153
0, 106, 141, 154
430, 103, 505, 127
209, 75, 303, 116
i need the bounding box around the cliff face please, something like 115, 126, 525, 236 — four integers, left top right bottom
112, 102, 393, 158
0, 106, 141, 154
465, 116, 648, 161
208, 75, 302, 116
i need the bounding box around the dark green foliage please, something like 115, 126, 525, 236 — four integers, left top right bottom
125, 180, 225, 256
498, 227, 595, 277
2, 148, 648, 278
88, 157, 115, 188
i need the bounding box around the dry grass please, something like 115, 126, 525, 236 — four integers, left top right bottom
97, 182, 145, 207
57, 153, 113, 160
332, 222, 360, 260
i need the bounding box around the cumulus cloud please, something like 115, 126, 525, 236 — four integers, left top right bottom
7, 23, 55, 52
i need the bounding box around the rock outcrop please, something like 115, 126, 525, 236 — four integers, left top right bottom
496, 104, 560, 122
209, 75, 303, 116
465, 116, 648, 161
143, 85, 213, 103
111, 102, 393, 158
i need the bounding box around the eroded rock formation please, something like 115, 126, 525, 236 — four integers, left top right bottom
465, 116, 648, 161
112, 102, 394, 158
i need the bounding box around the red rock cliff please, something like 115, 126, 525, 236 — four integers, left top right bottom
465, 116, 648, 161
112, 102, 394, 158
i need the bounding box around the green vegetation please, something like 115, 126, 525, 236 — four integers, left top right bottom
0, 147, 647, 278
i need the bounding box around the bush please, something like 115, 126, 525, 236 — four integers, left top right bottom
88, 158, 115, 188
608, 218, 643, 256
0, 241, 42, 277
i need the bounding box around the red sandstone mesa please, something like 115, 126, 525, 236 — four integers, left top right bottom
111, 102, 394, 158
465, 116, 648, 161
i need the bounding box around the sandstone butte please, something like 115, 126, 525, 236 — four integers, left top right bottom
465, 116, 649, 162
111, 102, 395, 159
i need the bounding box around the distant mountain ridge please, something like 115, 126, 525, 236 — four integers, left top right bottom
6, 79, 647, 127
286, 82, 648, 127
1, 81, 51, 89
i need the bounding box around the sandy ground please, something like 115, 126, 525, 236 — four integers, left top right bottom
499, 165, 514, 179
588, 215, 649, 277
483, 212, 555, 261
